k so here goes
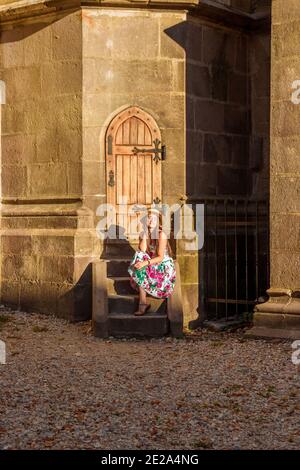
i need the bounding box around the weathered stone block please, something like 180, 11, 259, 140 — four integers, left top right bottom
271, 136, 300, 173
0, 28, 24, 68
177, 254, 199, 284
24, 22, 52, 65
57, 282, 92, 321
1, 235, 32, 255
272, 0, 300, 24
273, 21, 300, 60
2, 66, 41, 102
211, 63, 228, 101
181, 284, 200, 326
86, 58, 174, 95
1, 134, 36, 166
186, 130, 203, 163
38, 256, 74, 283
232, 136, 249, 167
187, 64, 211, 98
51, 11, 82, 61
270, 251, 300, 288
1, 280, 20, 308
67, 162, 83, 196
187, 163, 217, 197
162, 162, 185, 197
270, 175, 300, 213
224, 104, 248, 134
159, 14, 187, 60
162, 128, 185, 163
2, 166, 27, 198
217, 167, 249, 195
2, 254, 38, 282
83, 127, 102, 162
28, 163, 68, 197
32, 235, 74, 256
202, 26, 236, 68
82, 161, 105, 195
270, 212, 300, 252
203, 134, 231, 165
228, 70, 247, 104
195, 100, 224, 132
41, 62, 81, 96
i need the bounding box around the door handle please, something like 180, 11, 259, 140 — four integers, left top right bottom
108, 170, 115, 187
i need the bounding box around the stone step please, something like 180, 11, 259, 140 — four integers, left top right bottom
108, 311, 169, 338
107, 276, 136, 295
106, 259, 131, 277
108, 294, 167, 314
104, 240, 138, 257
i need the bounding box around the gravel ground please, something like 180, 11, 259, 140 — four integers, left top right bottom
0, 306, 299, 450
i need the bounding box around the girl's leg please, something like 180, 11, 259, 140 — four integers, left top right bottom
139, 286, 147, 305
134, 286, 150, 316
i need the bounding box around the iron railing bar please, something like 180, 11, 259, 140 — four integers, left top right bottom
207, 298, 257, 305
214, 199, 218, 320
234, 199, 238, 316
255, 200, 259, 301
245, 199, 249, 314
200, 200, 209, 321
224, 199, 228, 320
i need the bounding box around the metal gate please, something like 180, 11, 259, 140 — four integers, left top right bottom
192, 198, 270, 323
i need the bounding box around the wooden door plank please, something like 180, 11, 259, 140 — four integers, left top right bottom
115, 124, 123, 145
123, 120, 130, 144
144, 125, 152, 145
106, 107, 163, 239
137, 155, 145, 204
145, 155, 152, 205
152, 159, 162, 201
137, 119, 145, 145
116, 154, 123, 205
123, 154, 130, 206
130, 117, 138, 144
130, 154, 137, 204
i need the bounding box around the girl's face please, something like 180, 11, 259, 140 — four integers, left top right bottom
147, 212, 159, 230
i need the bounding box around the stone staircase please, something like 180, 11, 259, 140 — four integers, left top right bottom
92, 240, 183, 338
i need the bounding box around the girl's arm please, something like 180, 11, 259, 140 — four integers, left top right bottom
149, 231, 167, 265
138, 231, 147, 252
134, 231, 167, 270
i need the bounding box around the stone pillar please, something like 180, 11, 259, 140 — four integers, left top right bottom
248, 0, 300, 339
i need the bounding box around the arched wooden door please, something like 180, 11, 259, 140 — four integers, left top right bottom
105, 107, 162, 237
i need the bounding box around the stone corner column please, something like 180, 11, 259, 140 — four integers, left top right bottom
247, 288, 300, 339
246, 0, 300, 339
173, 199, 200, 329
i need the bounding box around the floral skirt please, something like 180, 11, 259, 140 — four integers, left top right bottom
128, 250, 176, 299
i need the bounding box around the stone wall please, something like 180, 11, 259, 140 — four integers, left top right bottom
0, 2, 271, 328
215, 0, 253, 12
269, 0, 300, 290
214, 0, 270, 14
249, 29, 270, 199
184, 16, 250, 198
1, 12, 82, 201
0, 11, 97, 320
82, 8, 186, 215
248, 0, 300, 338
80, 8, 197, 322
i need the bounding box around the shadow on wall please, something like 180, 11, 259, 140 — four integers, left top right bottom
164, 13, 270, 325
